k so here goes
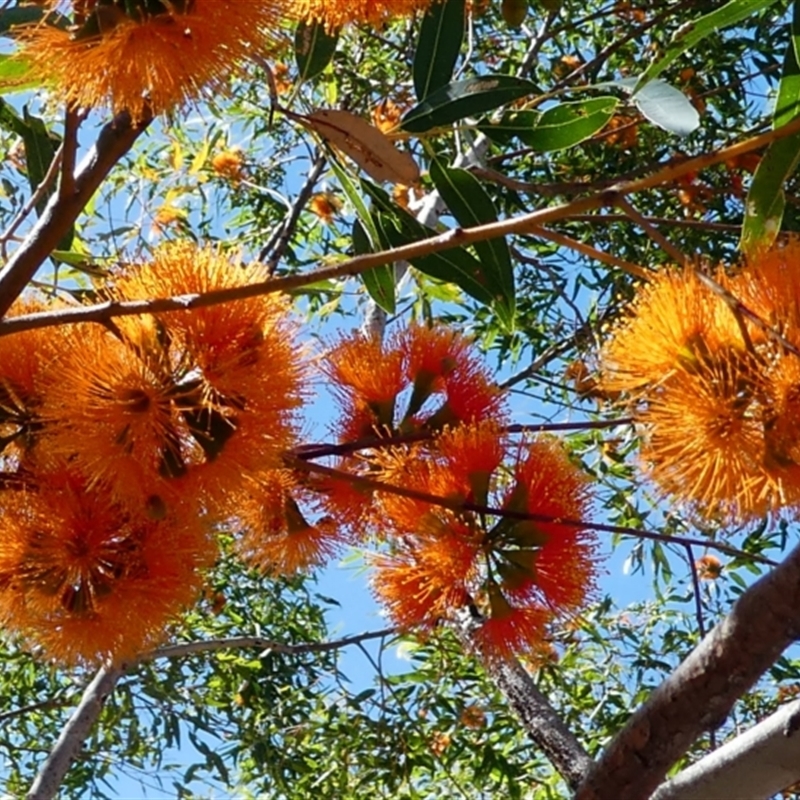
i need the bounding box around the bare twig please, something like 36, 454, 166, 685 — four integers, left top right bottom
143, 627, 397, 663
575, 540, 800, 800
3, 117, 800, 336
287, 457, 777, 566
259, 149, 328, 272
0, 141, 64, 258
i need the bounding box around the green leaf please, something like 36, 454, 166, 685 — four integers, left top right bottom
523, 96, 619, 151
413, 0, 465, 101
295, 20, 339, 83
0, 55, 38, 94
635, 0, 782, 90
429, 160, 515, 325
741, 1, 800, 254
363, 180, 507, 318
400, 75, 536, 134
354, 218, 396, 314
0, 100, 72, 248
329, 158, 379, 242
330, 157, 395, 311
607, 77, 699, 136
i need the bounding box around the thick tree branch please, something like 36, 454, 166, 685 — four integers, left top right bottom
650, 698, 800, 800
575, 541, 800, 800
454, 608, 592, 791
25, 662, 126, 800
0, 110, 150, 319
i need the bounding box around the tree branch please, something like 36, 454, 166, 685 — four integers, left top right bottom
26, 662, 126, 800
575, 541, 800, 800
651, 698, 800, 800
454, 607, 592, 791
0, 110, 151, 319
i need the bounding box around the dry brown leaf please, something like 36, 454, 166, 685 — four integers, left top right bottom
304, 108, 420, 185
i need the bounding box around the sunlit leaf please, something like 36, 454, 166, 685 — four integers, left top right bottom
400, 75, 536, 133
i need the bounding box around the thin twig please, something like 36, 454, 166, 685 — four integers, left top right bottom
287, 457, 777, 566
142, 627, 397, 663
614, 195, 690, 266
0, 141, 64, 258
291, 418, 634, 460
3, 116, 800, 336
259, 149, 328, 272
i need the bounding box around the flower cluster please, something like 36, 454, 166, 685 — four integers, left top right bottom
315, 330, 599, 658
0, 244, 306, 665
369, 423, 598, 659
18, 0, 289, 120
599, 241, 800, 523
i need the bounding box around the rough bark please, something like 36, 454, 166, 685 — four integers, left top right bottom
575, 541, 800, 800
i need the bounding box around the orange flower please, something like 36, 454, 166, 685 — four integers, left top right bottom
324, 325, 506, 443
309, 192, 343, 224
368, 425, 598, 658
235, 470, 345, 575
401, 324, 505, 430
112, 243, 307, 509
641, 357, 773, 521
474, 585, 551, 660
371, 531, 479, 628
18, 0, 289, 120
695, 554, 723, 580
324, 332, 406, 440
0, 298, 69, 471
211, 148, 246, 182
599, 268, 745, 397
41, 320, 196, 512
0, 468, 213, 665
296, 0, 434, 30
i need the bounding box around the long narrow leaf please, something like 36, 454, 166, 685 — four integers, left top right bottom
741, 0, 800, 255
413, 0, 465, 101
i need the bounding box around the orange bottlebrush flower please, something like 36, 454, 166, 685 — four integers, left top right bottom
430, 732, 452, 756
733, 237, 800, 345
371, 532, 479, 628
235, 470, 344, 575
0, 298, 69, 470
112, 243, 306, 506
599, 268, 747, 397
211, 148, 246, 182
18, 0, 289, 121
435, 422, 506, 506
474, 584, 551, 660
499, 437, 597, 610
296, 0, 434, 31
401, 324, 506, 429
40, 319, 199, 512
324, 332, 406, 439
695, 554, 723, 580
459, 704, 486, 729
641, 358, 773, 521
372, 99, 403, 134
309, 192, 343, 225
0, 469, 213, 665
